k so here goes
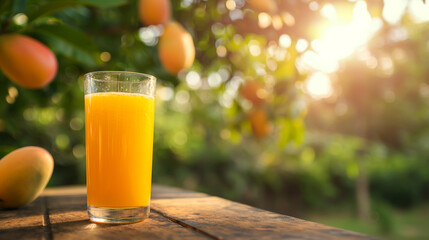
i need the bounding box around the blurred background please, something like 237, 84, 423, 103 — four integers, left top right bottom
1, 0, 429, 239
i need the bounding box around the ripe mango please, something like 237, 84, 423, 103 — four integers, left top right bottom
248, 0, 277, 13
0, 34, 57, 89
158, 21, 195, 75
249, 108, 272, 139
138, 0, 171, 26
240, 81, 266, 106
0, 147, 54, 209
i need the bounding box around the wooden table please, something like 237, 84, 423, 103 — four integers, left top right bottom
1, 185, 378, 239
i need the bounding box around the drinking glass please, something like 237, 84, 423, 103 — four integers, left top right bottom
84, 71, 156, 223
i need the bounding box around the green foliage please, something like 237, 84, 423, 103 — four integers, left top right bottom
32, 22, 100, 65
308, 202, 429, 240
26, 0, 127, 22
371, 155, 429, 208
372, 200, 394, 234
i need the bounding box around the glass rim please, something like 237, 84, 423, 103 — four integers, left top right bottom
83, 71, 156, 84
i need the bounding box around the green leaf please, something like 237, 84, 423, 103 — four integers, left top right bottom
0, 0, 12, 15
27, 1, 85, 22
79, 0, 128, 7
277, 119, 292, 148
275, 47, 297, 79
34, 22, 98, 53
11, 0, 26, 16
27, 0, 127, 22
32, 22, 100, 66
277, 118, 305, 147
292, 119, 304, 145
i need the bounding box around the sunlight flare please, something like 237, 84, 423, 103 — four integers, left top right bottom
305, 72, 333, 99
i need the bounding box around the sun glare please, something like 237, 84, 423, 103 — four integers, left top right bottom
305, 72, 333, 99
302, 0, 381, 99
317, 1, 377, 62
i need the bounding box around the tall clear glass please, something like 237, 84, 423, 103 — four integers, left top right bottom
84, 71, 156, 223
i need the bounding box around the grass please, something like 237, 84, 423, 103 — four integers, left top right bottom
304, 202, 429, 240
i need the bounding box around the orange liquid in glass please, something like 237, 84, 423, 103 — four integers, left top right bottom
85, 92, 154, 208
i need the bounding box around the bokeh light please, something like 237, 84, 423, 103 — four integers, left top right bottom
305, 72, 333, 99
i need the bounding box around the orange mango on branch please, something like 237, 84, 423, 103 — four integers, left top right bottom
0, 34, 57, 89
138, 0, 171, 26
240, 80, 266, 106
249, 108, 272, 139
158, 21, 195, 75
248, 0, 277, 13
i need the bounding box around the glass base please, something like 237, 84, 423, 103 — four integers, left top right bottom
88, 205, 150, 224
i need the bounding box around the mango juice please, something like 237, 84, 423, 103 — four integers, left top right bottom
85, 92, 155, 208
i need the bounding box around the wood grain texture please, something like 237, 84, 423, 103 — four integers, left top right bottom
152, 185, 208, 200
150, 186, 379, 240
43, 187, 209, 239
0, 185, 378, 240
0, 198, 45, 239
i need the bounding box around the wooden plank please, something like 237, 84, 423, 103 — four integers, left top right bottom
2, 185, 378, 240
152, 185, 208, 200
0, 197, 45, 240
42, 187, 210, 239
42, 185, 87, 197
151, 194, 379, 240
